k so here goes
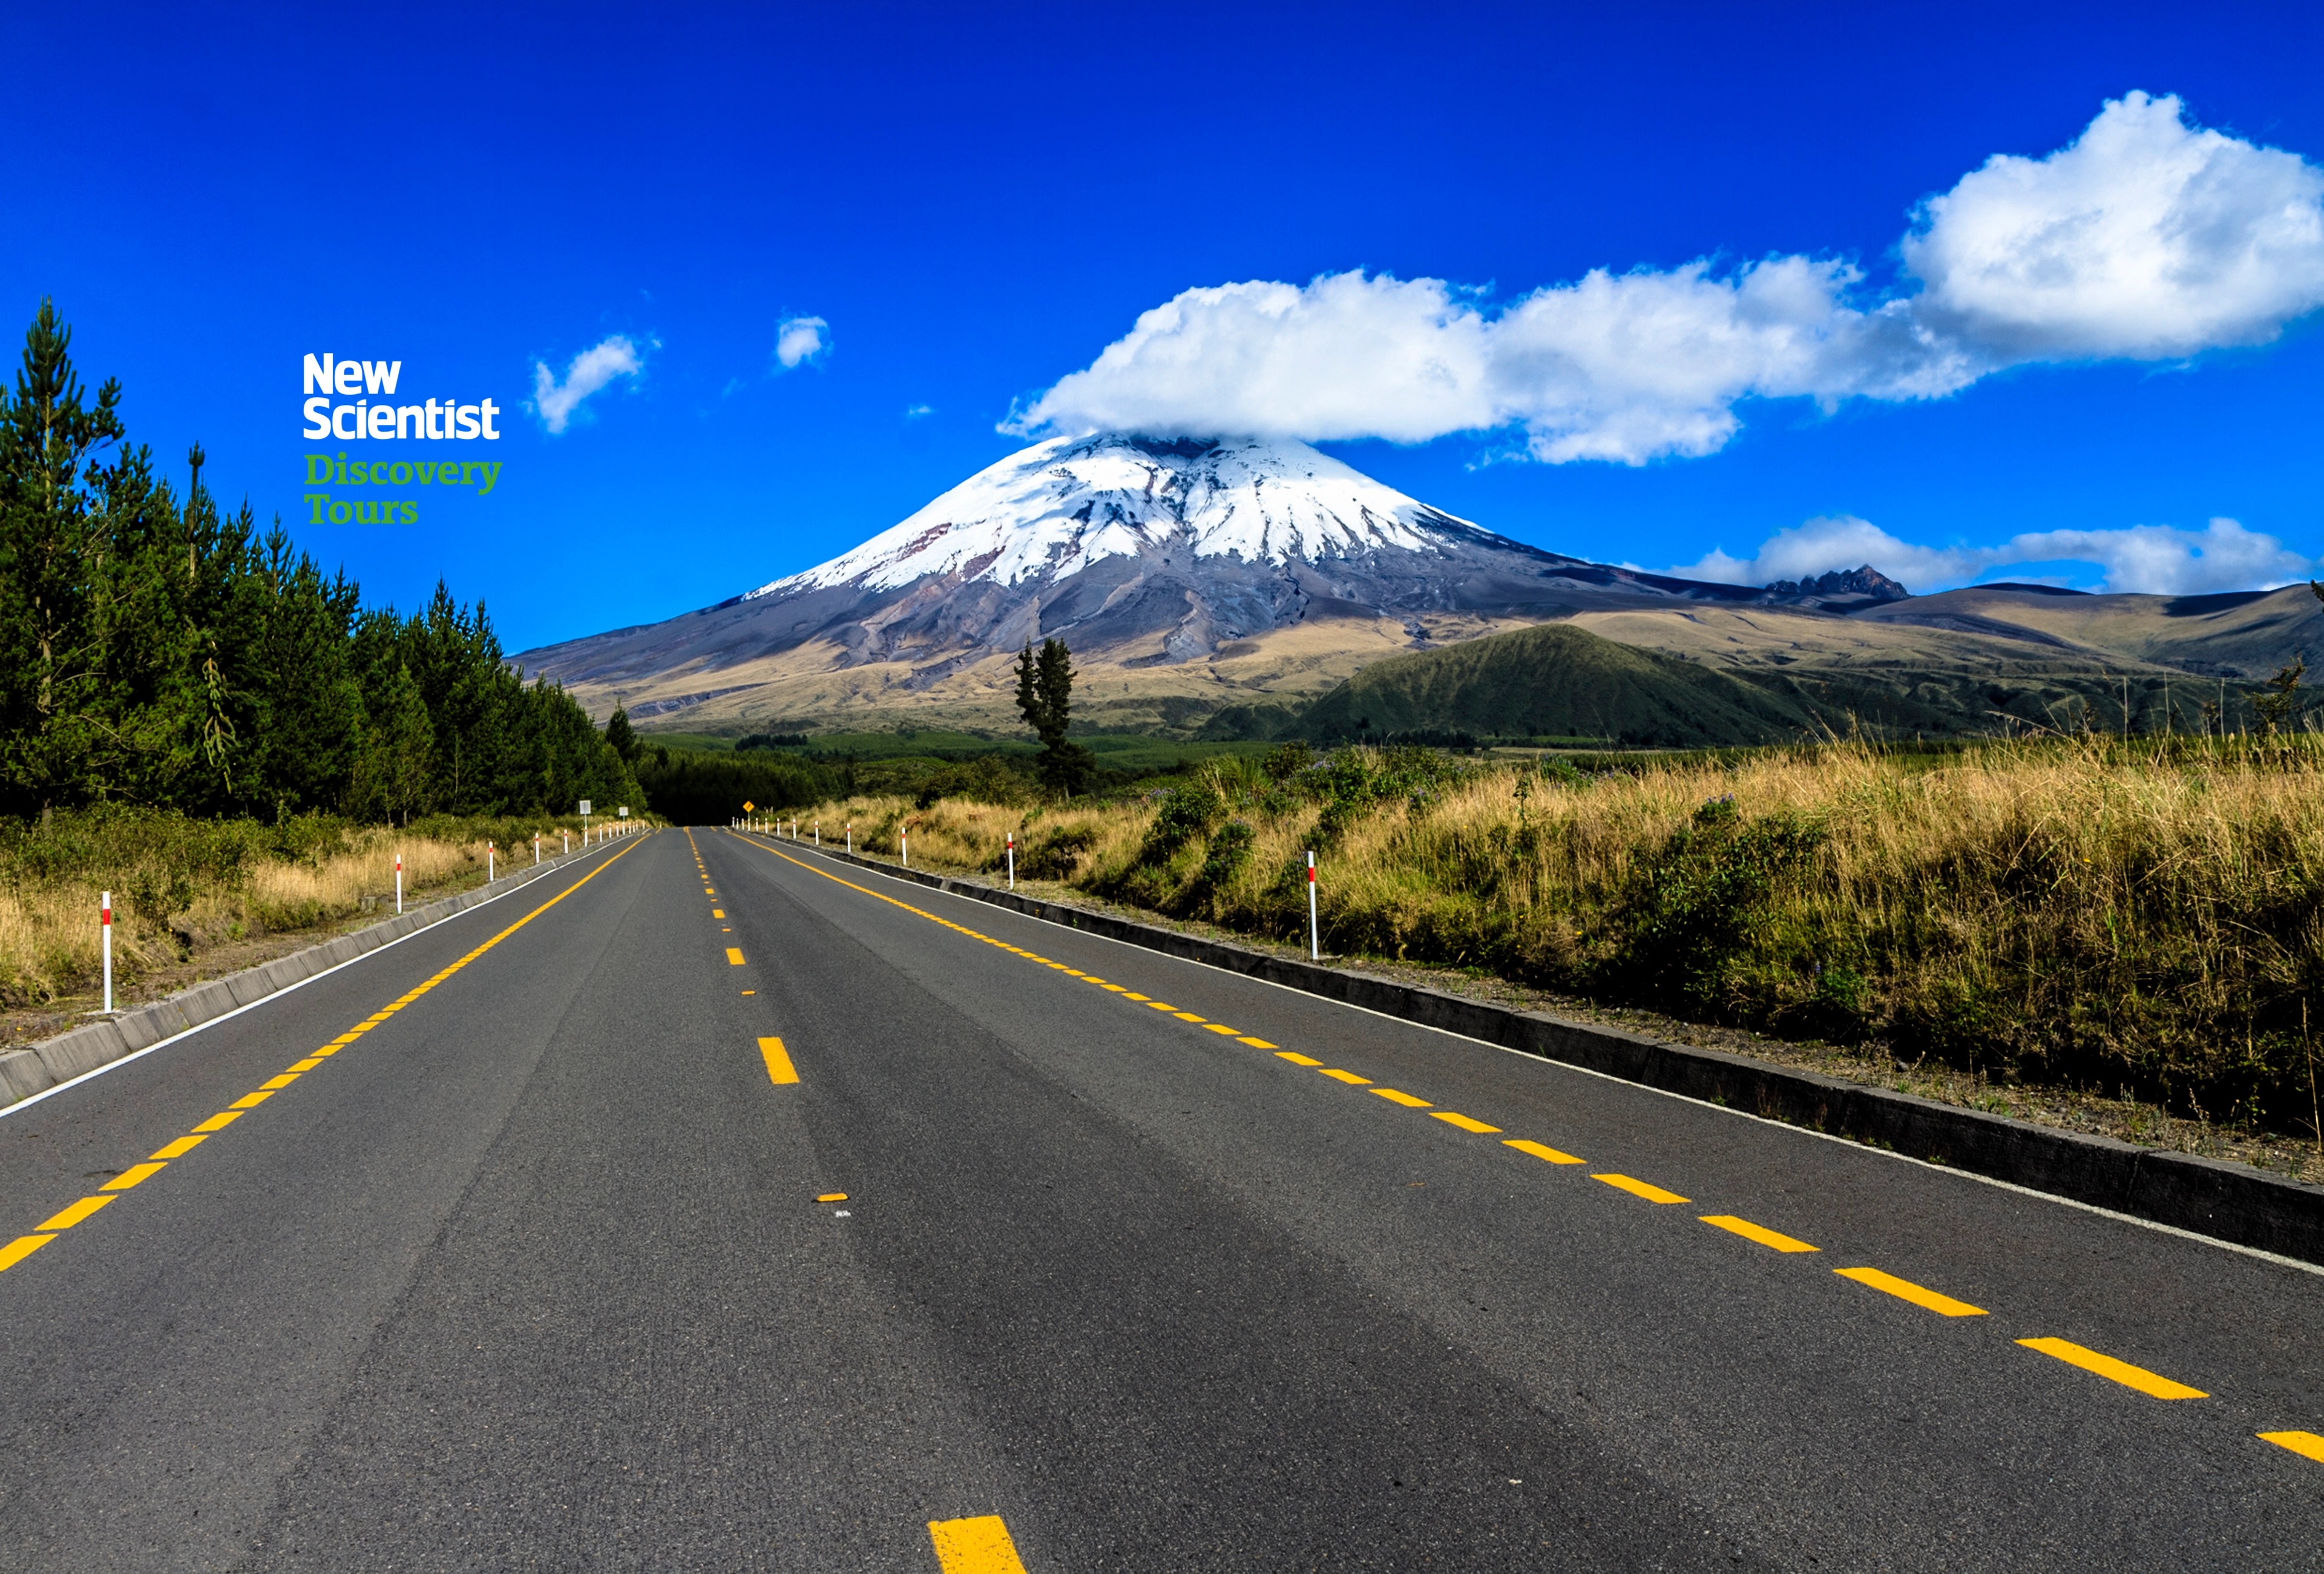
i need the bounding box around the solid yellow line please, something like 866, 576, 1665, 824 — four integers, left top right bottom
3, 834, 649, 1273
2017, 1337, 2207, 1398
0, 1236, 54, 1272
726, 947, 746, 965
1320, 1069, 1372, 1084
1432, 1111, 1502, 1134
1701, 1214, 1818, 1253
1504, 1139, 1583, 1165
1592, 1173, 1688, 1204
2259, 1430, 2324, 1463
36, 1196, 114, 1231
1834, 1266, 1986, 1317
1276, 1052, 1323, 1066
1371, 1088, 1432, 1108
759, 1037, 799, 1085
927, 1515, 1028, 1573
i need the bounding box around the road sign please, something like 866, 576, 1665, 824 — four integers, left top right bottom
619, 806, 629, 817
579, 800, 592, 815
743, 801, 755, 812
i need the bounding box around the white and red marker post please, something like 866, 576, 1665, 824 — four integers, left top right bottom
100, 891, 113, 1013
488, 840, 495, 882
534, 832, 541, 865
395, 852, 404, 914
901, 829, 909, 868
1306, 849, 1319, 960
1007, 831, 1016, 889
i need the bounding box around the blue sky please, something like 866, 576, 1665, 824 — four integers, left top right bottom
5, 1, 2321, 653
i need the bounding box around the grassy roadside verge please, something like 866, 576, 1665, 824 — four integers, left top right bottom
1, 808, 643, 1049
796, 735, 2324, 1179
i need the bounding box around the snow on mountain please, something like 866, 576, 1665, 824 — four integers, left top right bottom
745, 433, 1479, 601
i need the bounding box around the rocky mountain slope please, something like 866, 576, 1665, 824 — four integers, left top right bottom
513, 434, 1922, 734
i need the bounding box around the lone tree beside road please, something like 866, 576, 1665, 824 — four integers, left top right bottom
1014, 637, 1094, 797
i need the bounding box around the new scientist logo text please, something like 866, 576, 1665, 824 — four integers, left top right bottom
300, 351, 502, 525
300, 354, 501, 440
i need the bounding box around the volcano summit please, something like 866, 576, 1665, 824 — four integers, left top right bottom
515, 433, 1906, 734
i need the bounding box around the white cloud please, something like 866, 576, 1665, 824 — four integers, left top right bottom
532, 335, 645, 434
775, 315, 830, 370
1006, 93, 2324, 463
1669, 513, 2313, 596
904, 403, 934, 419
1904, 91, 2324, 359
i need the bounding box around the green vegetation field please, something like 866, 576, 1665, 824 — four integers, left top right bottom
803, 733, 2324, 1147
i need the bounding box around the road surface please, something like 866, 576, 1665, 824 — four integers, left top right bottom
0, 826, 2316, 1571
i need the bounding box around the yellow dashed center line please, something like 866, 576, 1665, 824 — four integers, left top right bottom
2017, 1337, 2207, 1399
1371, 1088, 1433, 1108
36, 1196, 114, 1231
1701, 1214, 1819, 1253
1834, 1266, 1986, 1317
2260, 1430, 2324, 1463
726, 947, 746, 965
1276, 1052, 1324, 1067
1321, 1069, 1372, 1085
1504, 1139, 1584, 1165
1593, 1173, 1689, 1204
759, 1036, 799, 1085
928, 1514, 1029, 1573
150, 1135, 208, 1160
1431, 1111, 1502, 1134
100, 1162, 168, 1193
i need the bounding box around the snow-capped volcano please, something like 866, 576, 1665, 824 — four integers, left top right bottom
513, 432, 1881, 729
749, 433, 1482, 599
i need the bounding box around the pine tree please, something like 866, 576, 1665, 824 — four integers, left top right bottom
1014, 637, 1093, 796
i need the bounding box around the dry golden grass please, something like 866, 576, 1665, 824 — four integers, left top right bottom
0, 815, 588, 1007
813, 738, 2324, 1138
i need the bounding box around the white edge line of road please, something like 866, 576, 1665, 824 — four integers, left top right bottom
0, 834, 641, 1123
763, 834, 2324, 1283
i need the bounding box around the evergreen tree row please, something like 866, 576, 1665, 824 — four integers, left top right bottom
0, 301, 642, 823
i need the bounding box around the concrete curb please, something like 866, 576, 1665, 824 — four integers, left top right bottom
0, 836, 635, 1110
770, 835, 2324, 1268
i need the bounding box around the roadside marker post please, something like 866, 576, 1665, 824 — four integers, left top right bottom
1307, 849, 1319, 960
814, 822, 820, 846
395, 853, 403, 914
562, 831, 570, 855
901, 830, 909, 868
488, 841, 495, 882
1007, 832, 1016, 889
847, 823, 853, 852
100, 892, 113, 1013
534, 833, 540, 865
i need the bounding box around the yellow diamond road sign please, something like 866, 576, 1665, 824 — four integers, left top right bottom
744, 801, 755, 812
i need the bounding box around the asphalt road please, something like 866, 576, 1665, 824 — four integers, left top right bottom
0, 825, 2317, 1572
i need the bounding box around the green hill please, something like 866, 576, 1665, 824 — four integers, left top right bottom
1281, 621, 2266, 748
1293, 624, 1831, 746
